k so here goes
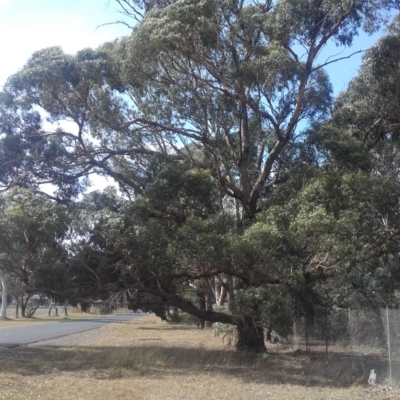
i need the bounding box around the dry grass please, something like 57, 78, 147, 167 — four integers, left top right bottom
0, 315, 399, 400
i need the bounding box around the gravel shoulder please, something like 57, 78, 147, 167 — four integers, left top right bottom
27, 327, 105, 348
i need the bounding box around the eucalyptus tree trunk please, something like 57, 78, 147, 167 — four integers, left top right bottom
0, 275, 8, 319
26, 295, 43, 317
21, 295, 32, 318
226, 276, 236, 314
224, 277, 266, 352
19, 295, 27, 318
204, 288, 213, 329
236, 316, 265, 353
214, 281, 227, 307
48, 299, 53, 316
202, 278, 213, 329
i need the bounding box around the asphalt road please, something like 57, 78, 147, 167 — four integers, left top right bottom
0, 313, 142, 348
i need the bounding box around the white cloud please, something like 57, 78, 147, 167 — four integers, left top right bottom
0, 4, 130, 87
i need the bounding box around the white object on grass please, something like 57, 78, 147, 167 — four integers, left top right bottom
368, 369, 376, 385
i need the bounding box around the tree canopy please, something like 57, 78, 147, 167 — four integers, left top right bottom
0, 188, 69, 315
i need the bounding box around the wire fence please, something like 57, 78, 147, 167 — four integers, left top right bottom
290, 307, 400, 386
4, 304, 70, 318
3, 302, 131, 318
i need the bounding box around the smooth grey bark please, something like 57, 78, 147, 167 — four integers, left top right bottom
0, 275, 8, 319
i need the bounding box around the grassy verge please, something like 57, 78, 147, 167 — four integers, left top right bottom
0, 315, 397, 400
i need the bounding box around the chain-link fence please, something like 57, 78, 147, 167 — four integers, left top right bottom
381, 308, 400, 386
290, 307, 400, 386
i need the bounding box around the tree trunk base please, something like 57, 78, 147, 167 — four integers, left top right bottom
236, 316, 266, 353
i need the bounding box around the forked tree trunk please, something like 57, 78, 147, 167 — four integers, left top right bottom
26, 295, 43, 317
20, 294, 31, 318
236, 316, 265, 353
214, 281, 227, 307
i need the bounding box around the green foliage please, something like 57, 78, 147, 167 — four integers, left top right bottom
146, 162, 218, 219
0, 188, 69, 296
307, 124, 372, 171
334, 15, 400, 146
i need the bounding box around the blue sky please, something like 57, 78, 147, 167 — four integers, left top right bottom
319, 31, 385, 95
0, 0, 392, 94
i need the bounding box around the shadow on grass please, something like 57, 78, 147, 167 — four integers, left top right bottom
137, 325, 200, 331
0, 344, 387, 388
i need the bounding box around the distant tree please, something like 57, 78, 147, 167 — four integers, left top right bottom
0, 188, 69, 317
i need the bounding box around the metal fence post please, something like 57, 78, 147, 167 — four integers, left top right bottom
305, 316, 309, 352
293, 319, 298, 350
349, 308, 354, 369
386, 306, 392, 386
325, 306, 329, 357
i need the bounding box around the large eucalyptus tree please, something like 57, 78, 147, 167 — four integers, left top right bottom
1, 0, 400, 348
